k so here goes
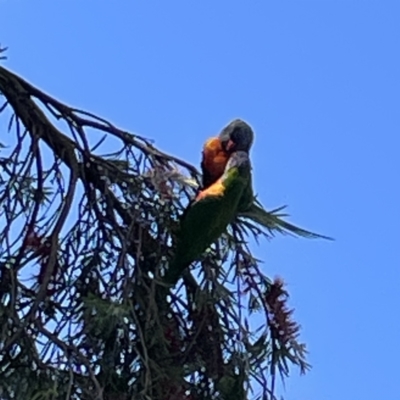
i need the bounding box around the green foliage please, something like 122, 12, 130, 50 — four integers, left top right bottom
0, 62, 327, 400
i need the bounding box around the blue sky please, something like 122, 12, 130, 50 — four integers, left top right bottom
2, 1, 400, 399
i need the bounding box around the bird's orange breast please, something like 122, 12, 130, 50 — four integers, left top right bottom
201, 137, 229, 188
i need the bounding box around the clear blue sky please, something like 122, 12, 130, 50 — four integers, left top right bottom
2, 1, 400, 399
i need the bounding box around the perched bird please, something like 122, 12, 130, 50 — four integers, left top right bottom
200, 120, 332, 240
201, 119, 254, 190
164, 150, 252, 286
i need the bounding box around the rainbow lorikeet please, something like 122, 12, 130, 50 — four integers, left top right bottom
201, 119, 254, 190
201, 119, 255, 214
164, 150, 252, 286
201, 119, 331, 240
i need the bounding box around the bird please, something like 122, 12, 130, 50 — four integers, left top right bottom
201, 119, 254, 190
164, 150, 252, 286
200, 120, 332, 240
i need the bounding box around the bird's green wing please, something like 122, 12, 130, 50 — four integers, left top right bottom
164, 151, 251, 286
237, 178, 254, 213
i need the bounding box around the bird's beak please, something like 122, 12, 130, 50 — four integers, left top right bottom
225, 139, 236, 152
